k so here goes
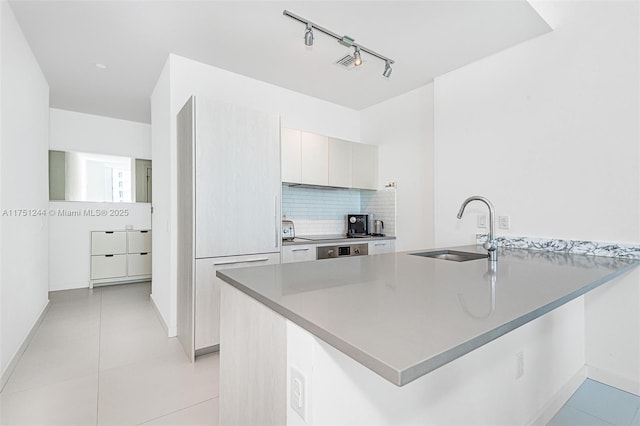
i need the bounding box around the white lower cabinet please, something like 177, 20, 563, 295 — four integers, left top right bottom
282, 245, 316, 263
368, 240, 396, 255
90, 230, 152, 287
195, 253, 280, 352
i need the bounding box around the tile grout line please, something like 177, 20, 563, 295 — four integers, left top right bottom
96, 288, 103, 426
564, 404, 617, 426
135, 396, 219, 425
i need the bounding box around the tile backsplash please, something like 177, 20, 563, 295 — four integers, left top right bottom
282, 184, 396, 236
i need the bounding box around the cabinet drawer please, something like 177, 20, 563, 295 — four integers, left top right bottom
195, 252, 280, 349
128, 230, 152, 253
282, 245, 316, 263
128, 253, 152, 276
91, 254, 127, 279
92, 231, 126, 255
368, 240, 396, 255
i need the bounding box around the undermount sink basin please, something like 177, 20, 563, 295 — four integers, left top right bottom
411, 250, 488, 262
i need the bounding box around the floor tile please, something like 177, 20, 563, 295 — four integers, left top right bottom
99, 325, 185, 371
0, 374, 98, 426
138, 398, 219, 425
32, 309, 100, 345
49, 287, 102, 303
98, 352, 219, 425
100, 302, 162, 334
566, 379, 640, 425
100, 282, 151, 306
2, 335, 99, 394
548, 405, 613, 426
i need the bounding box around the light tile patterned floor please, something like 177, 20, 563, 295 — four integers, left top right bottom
0, 282, 219, 426
548, 379, 640, 426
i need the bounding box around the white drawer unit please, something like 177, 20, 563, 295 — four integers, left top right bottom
127, 253, 152, 276
282, 245, 316, 263
127, 230, 152, 253
368, 240, 396, 255
91, 231, 126, 255
91, 254, 127, 280
90, 229, 152, 288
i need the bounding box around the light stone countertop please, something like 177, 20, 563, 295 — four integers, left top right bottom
217, 245, 639, 386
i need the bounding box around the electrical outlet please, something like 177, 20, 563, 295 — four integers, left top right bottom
477, 215, 487, 229
499, 215, 511, 230
516, 351, 524, 379
290, 367, 307, 421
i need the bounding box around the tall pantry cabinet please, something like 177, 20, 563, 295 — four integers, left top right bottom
176, 96, 281, 361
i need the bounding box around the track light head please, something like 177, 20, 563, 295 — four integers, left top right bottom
304, 24, 314, 46
353, 47, 362, 67
383, 61, 392, 78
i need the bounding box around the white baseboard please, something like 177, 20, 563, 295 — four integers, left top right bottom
528, 366, 587, 425
0, 300, 50, 392
150, 293, 176, 337
587, 364, 640, 396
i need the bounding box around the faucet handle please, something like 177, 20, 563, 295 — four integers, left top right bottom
483, 240, 497, 252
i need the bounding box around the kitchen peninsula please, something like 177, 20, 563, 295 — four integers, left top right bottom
217, 246, 638, 425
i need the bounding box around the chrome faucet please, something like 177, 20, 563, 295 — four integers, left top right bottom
457, 196, 498, 262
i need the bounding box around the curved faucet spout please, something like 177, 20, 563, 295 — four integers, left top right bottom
457, 196, 498, 262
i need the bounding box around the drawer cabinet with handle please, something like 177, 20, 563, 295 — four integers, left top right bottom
195, 252, 280, 352
282, 244, 317, 263
90, 229, 152, 288
368, 240, 396, 255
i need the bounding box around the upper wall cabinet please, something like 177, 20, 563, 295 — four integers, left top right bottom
300, 132, 329, 186
282, 128, 377, 190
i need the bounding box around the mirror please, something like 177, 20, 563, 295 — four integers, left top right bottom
49, 150, 152, 203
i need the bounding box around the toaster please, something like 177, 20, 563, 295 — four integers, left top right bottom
282, 220, 295, 241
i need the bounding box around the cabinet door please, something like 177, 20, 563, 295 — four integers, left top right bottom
281, 128, 301, 184
300, 132, 328, 186
195, 99, 281, 258
91, 254, 127, 279
127, 230, 152, 254
282, 244, 316, 263
195, 253, 280, 350
368, 240, 396, 255
328, 138, 352, 188
351, 143, 378, 190
92, 231, 127, 255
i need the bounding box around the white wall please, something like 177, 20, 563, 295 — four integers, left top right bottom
361, 85, 435, 251
150, 54, 361, 335
50, 108, 151, 159
47, 109, 152, 291
433, 0, 639, 393
0, 0, 50, 381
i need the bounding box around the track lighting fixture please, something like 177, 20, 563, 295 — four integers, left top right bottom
283, 10, 394, 78
304, 23, 314, 46
383, 61, 392, 78
353, 47, 362, 67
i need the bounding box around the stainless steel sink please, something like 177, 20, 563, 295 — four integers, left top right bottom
411, 250, 488, 262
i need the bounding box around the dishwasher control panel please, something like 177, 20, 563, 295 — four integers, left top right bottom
317, 243, 368, 260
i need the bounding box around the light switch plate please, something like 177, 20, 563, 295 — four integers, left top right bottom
499, 216, 510, 230
477, 215, 487, 229
290, 366, 307, 421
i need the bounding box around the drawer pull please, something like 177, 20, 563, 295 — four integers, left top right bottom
140, 253, 148, 256
214, 258, 269, 266
374, 243, 386, 246
140, 230, 148, 233
105, 254, 114, 257
105, 231, 114, 234
291, 248, 310, 252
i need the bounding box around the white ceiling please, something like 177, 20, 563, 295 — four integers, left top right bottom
9, 1, 551, 124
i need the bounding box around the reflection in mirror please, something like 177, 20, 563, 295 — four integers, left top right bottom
48, 150, 152, 203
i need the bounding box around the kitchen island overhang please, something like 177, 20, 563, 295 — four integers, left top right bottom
216, 245, 639, 387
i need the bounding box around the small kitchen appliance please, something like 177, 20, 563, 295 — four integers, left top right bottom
347, 214, 369, 237
372, 220, 384, 236
282, 220, 295, 241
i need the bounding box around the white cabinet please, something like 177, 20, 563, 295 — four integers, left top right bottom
282, 245, 316, 263
195, 253, 280, 352
281, 128, 301, 183
300, 132, 328, 186
177, 96, 282, 359
90, 230, 152, 287
368, 240, 396, 255
281, 127, 377, 190
328, 137, 352, 188
352, 143, 378, 190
